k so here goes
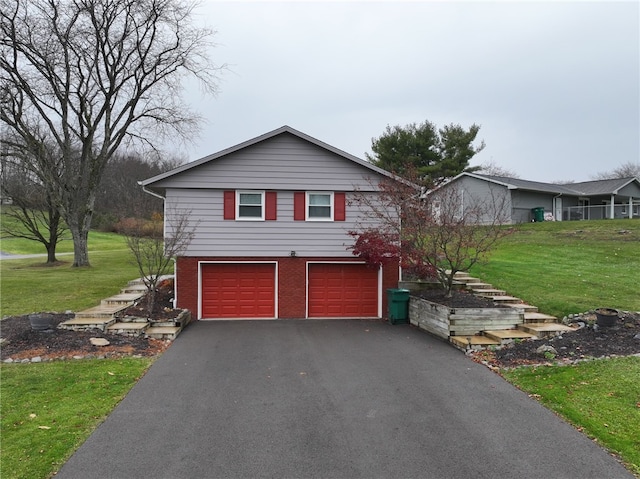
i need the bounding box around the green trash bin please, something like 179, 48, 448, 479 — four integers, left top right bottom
531, 207, 545, 222
387, 288, 410, 325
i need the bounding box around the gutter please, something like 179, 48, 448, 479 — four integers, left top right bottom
138, 181, 166, 200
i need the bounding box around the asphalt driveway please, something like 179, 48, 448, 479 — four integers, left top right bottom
57, 320, 633, 479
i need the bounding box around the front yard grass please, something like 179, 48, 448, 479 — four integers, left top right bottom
0, 358, 153, 479
470, 219, 640, 318
0, 250, 140, 317
502, 357, 640, 476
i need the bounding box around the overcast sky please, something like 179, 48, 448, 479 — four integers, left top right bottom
180, 0, 639, 183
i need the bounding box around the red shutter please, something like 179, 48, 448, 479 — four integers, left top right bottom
294, 192, 305, 221
223, 191, 235, 220
265, 191, 277, 220
334, 192, 346, 221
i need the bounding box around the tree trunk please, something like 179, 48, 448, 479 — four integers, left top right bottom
67, 215, 91, 267
70, 227, 90, 267
46, 243, 58, 264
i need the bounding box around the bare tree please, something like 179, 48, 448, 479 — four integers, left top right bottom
477, 160, 520, 178
350, 171, 514, 296
124, 208, 196, 317
1, 159, 67, 263
0, 0, 222, 267
592, 162, 640, 181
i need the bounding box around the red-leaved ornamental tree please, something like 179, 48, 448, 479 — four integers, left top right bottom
349, 169, 513, 296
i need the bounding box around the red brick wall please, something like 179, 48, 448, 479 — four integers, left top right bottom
175, 256, 399, 319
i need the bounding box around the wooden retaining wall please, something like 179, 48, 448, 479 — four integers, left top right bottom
409, 295, 523, 339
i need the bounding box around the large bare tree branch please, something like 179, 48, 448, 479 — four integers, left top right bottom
0, 0, 223, 266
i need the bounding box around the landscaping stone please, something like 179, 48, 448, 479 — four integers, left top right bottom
90, 337, 111, 346
536, 345, 558, 356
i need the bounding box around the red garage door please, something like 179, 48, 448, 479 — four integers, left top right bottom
308, 263, 379, 318
201, 263, 275, 318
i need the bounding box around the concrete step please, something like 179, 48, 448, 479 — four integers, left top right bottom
145, 326, 181, 340
483, 329, 538, 344
523, 312, 558, 323
107, 322, 149, 337
101, 293, 144, 306
505, 303, 539, 313
518, 322, 577, 338
58, 317, 116, 332
472, 288, 507, 296
450, 335, 500, 351
74, 304, 129, 319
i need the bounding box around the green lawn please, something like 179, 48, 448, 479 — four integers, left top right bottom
0, 230, 140, 317
470, 219, 640, 318
0, 358, 153, 479
503, 357, 640, 477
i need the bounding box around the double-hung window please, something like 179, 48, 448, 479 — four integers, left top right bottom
307, 192, 332, 220
237, 191, 264, 220
294, 191, 345, 221
224, 190, 277, 221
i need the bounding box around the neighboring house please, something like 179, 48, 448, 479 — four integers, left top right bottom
436, 173, 640, 224
140, 126, 400, 320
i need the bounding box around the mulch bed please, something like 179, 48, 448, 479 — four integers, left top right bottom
473, 311, 640, 368
1, 281, 178, 362
412, 289, 510, 308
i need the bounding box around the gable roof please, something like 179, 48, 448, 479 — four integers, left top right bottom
141, 125, 393, 188
453, 173, 640, 196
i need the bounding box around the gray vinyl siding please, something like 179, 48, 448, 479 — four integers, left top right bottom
166, 189, 384, 257
447, 176, 512, 224
150, 134, 381, 192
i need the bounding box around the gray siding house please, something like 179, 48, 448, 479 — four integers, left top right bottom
141, 126, 400, 320
436, 173, 640, 224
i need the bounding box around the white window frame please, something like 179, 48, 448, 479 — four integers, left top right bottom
236, 190, 265, 221
306, 192, 334, 221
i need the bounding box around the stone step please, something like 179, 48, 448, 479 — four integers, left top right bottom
518, 322, 577, 338
483, 329, 538, 344
121, 284, 148, 294
107, 322, 149, 337
483, 295, 523, 304
145, 326, 181, 340
453, 276, 482, 284
523, 312, 558, 323
74, 304, 129, 319
58, 317, 116, 332
127, 275, 173, 287
101, 293, 144, 306
465, 282, 496, 289
505, 303, 539, 313
450, 335, 500, 351
472, 288, 507, 296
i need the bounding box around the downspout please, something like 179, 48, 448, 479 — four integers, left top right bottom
140, 184, 166, 201
139, 182, 176, 305
172, 258, 177, 308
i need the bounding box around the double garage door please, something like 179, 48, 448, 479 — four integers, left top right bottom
200, 262, 378, 319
